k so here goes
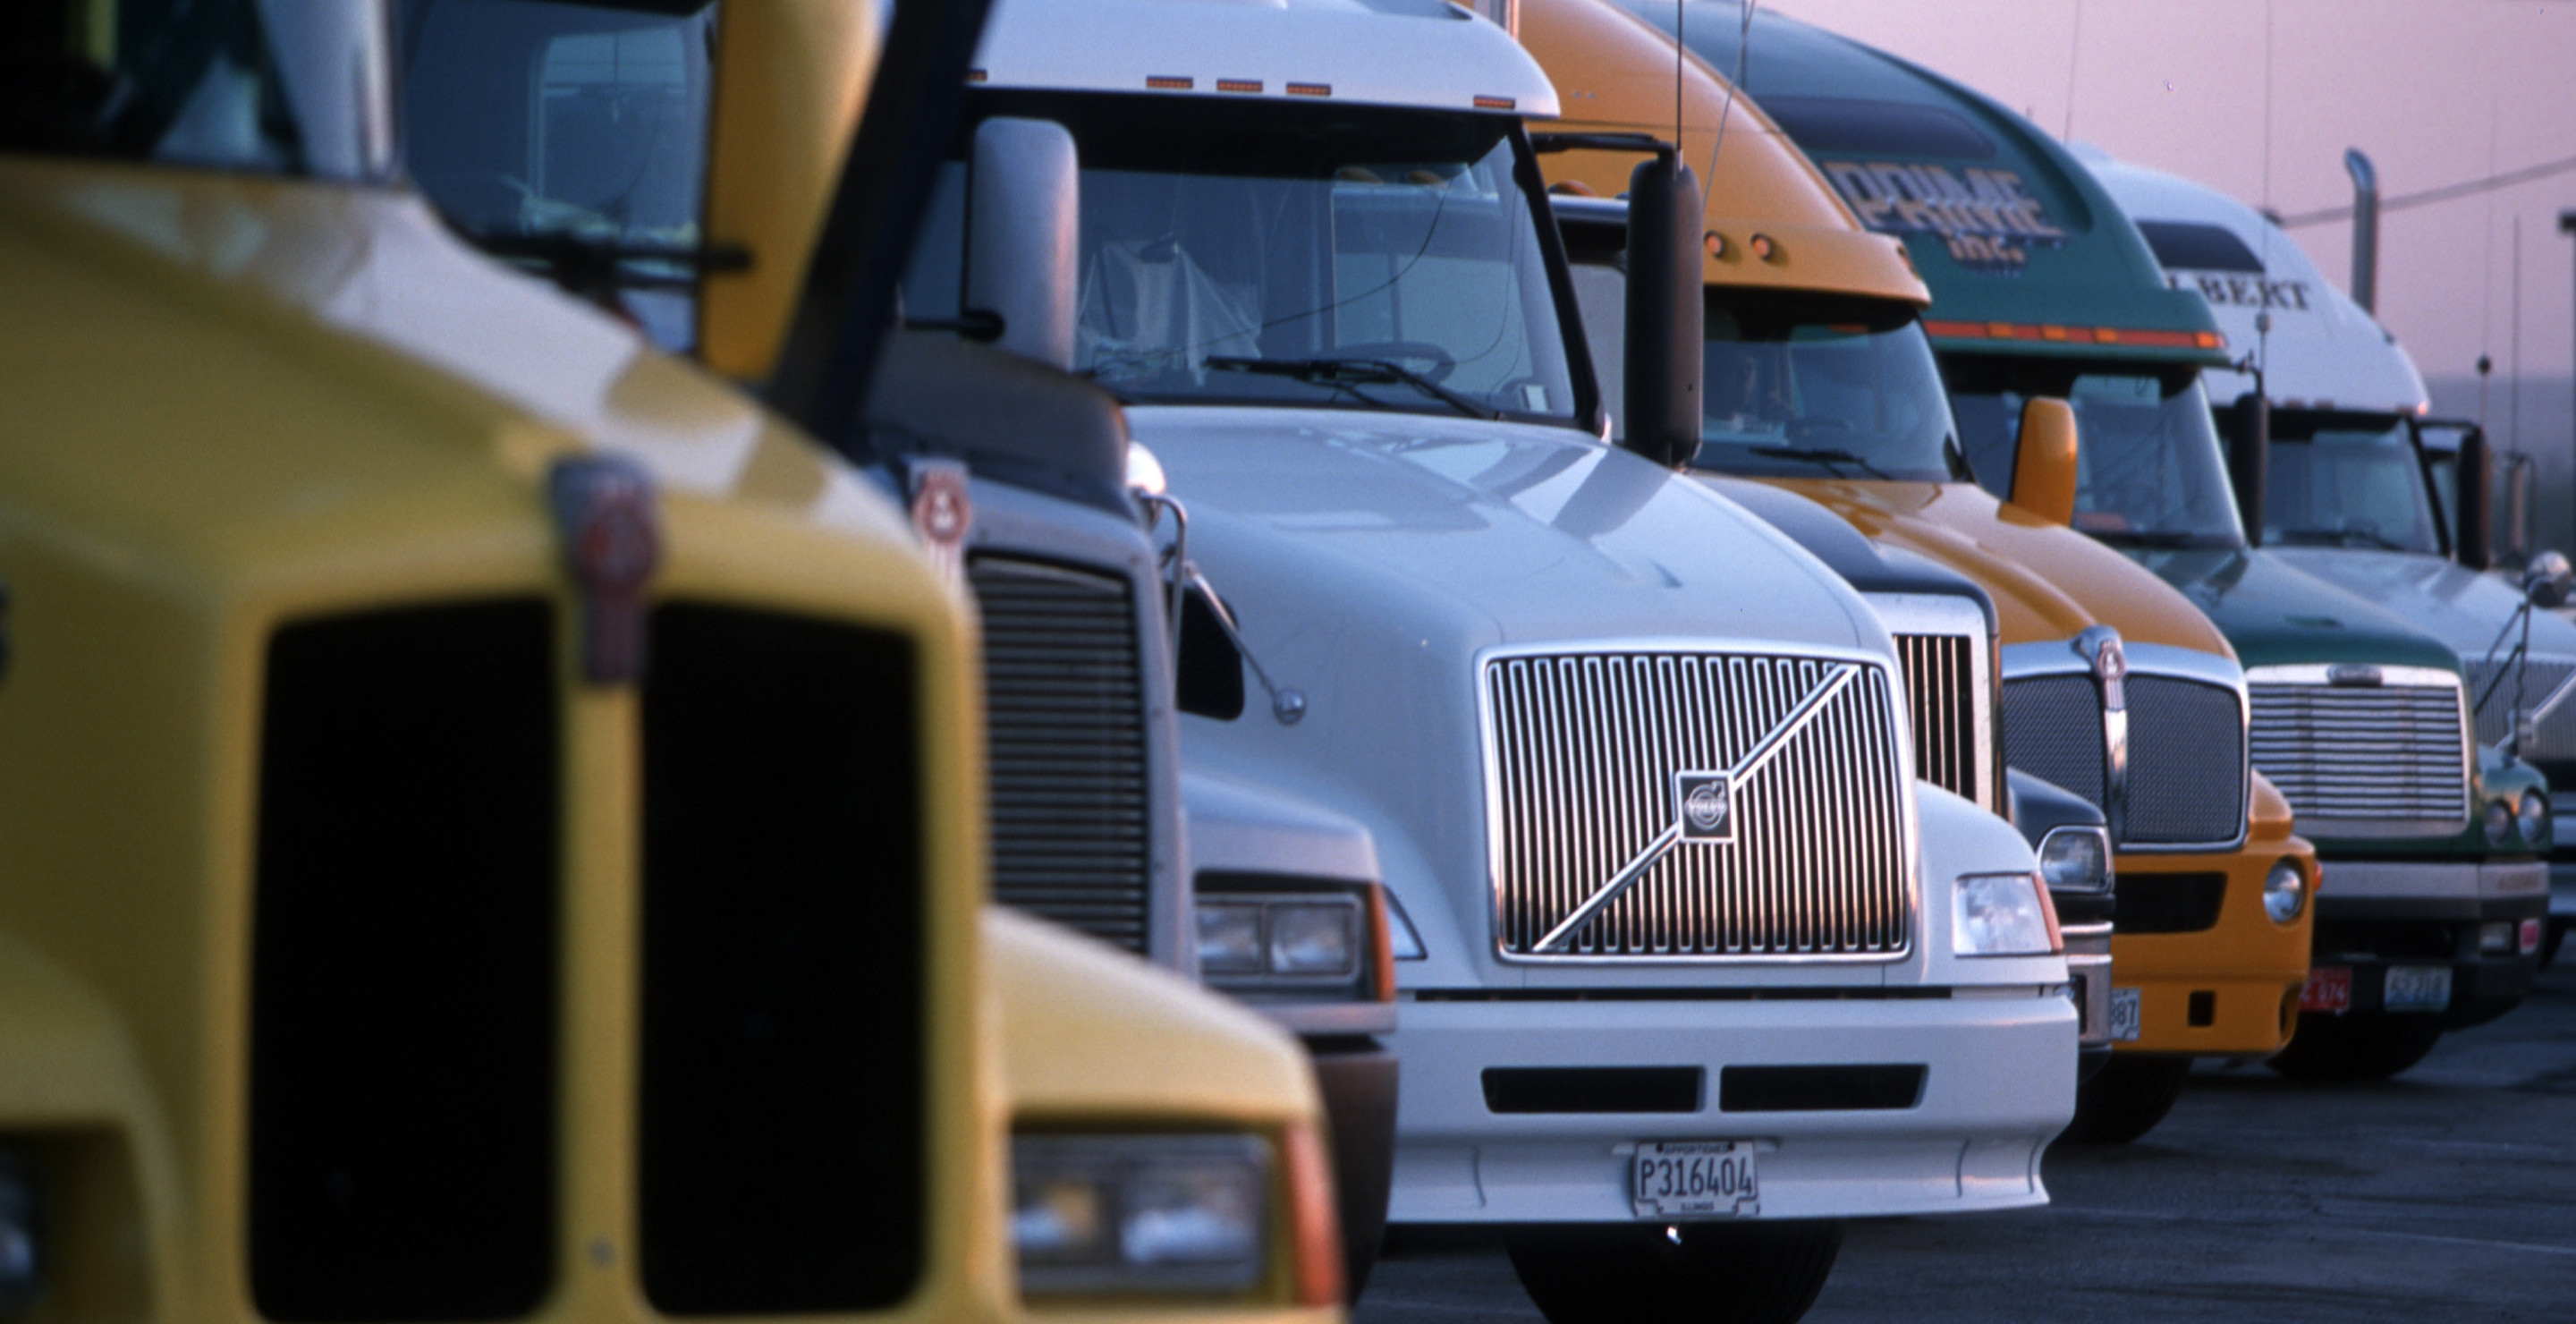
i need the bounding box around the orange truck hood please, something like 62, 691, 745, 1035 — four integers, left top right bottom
1763, 476, 2238, 660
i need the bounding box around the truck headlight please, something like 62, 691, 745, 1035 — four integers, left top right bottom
2035, 825, 2112, 894
1952, 872, 2060, 956
2484, 799, 2513, 846
0, 1148, 36, 1320
1195, 893, 1361, 984
1011, 1133, 1269, 1296
2262, 858, 2307, 924
2519, 793, 2548, 845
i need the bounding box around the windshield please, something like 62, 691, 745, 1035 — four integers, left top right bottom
2263, 412, 2441, 554
902, 94, 1582, 427
1, 0, 394, 181
1948, 360, 2246, 547
400, 0, 716, 351
1692, 294, 1959, 481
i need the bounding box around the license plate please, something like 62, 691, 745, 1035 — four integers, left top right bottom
1631, 1142, 1758, 1218
2108, 986, 2142, 1042
2299, 966, 2352, 1014
2383, 963, 2453, 1013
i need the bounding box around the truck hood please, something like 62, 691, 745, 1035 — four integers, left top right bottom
2262, 546, 2576, 667
1751, 476, 2235, 658
2127, 545, 2463, 674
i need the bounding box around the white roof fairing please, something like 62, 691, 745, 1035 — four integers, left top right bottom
973, 0, 1561, 118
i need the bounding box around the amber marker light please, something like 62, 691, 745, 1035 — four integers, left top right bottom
1146, 75, 1193, 89
1281, 1122, 1345, 1307
1286, 81, 1331, 97
1474, 95, 1516, 109
1750, 233, 1777, 261
1217, 78, 1262, 93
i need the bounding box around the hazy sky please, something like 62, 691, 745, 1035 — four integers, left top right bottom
1756, 0, 2576, 405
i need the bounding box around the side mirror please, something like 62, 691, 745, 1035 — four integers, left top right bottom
2505, 453, 2537, 564
1619, 152, 1703, 469
2526, 549, 2572, 608
2229, 391, 2268, 547
2007, 398, 2080, 527
965, 117, 1081, 371
2455, 425, 2496, 572
698, 1, 883, 381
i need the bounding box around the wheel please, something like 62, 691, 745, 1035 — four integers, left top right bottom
1324, 341, 1457, 382
1505, 1220, 1843, 1324
2266, 1011, 2445, 1082
2063, 1053, 2190, 1144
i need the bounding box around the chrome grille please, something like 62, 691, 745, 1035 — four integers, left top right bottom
1485, 650, 1911, 959
2249, 679, 2470, 824
2002, 675, 2105, 805
969, 556, 1151, 951
1894, 632, 1980, 807
2123, 676, 2247, 845
2462, 655, 2576, 761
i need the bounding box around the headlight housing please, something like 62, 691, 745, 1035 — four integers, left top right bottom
2519, 793, 2548, 845
1195, 889, 1368, 989
1952, 872, 2060, 956
1012, 1133, 1269, 1296
2035, 825, 2112, 894
2261, 858, 2307, 924
2484, 799, 2513, 846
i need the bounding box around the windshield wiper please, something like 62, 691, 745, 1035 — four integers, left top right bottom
2091, 529, 2241, 549
1206, 355, 1499, 421
2273, 526, 2414, 552
452, 226, 750, 301
1746, 445, 1893, 480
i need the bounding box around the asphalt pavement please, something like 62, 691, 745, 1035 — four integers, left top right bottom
1358, 946, 2576, 1323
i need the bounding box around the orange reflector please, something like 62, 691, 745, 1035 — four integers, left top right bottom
1474, 95, 1516, 109
1287, 81, 1332, 97
1922, 318, 2224, 352
1217, 78, 1262, 93
1282, 1122, 1344, 1308
1146, 75, 1193, 89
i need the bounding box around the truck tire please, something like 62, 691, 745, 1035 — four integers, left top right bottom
2063, 1054, 2190, 1144
1505, 1220, 1842, 1324
2266, 1011, 2444, 1082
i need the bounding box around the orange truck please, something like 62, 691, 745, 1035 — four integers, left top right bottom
1519, 0, 2317, 1141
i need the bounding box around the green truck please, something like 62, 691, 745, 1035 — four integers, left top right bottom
1654, 0, 2551, 1082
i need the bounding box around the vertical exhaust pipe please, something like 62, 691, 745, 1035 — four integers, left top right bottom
2345, 149, 2379, 315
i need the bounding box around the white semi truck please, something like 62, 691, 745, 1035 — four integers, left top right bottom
909, 1, 2078, 1318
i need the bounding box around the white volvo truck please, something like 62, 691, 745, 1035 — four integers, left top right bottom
908, 2, 2077, 1318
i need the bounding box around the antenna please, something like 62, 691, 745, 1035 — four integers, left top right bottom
2062, 0, 2083, 141
1703, 0, 1758, 214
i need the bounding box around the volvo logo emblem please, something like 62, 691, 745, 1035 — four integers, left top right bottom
1677, 772, 1734, 840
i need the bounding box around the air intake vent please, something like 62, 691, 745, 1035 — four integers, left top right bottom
2112, 871, 2226, 934
969, 556, 1153, 951
250, 600, 558, 1321
641, 604, 922, 1313
1486, 650, 1911, 959
2249, 678, 2470, 825
1893, 631, 1981, 806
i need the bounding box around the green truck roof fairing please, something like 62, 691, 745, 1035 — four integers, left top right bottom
1637, 0, 2228, 368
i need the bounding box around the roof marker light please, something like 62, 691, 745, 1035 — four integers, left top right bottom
1750, 233, 1778, 262
1473, 95, 1515, 110
1217, 79, 1262, 94
1146, 75, 1193, 90
1924, 319, 2224, 352
1286, 81, 1332, 97
966, 69, 987, 82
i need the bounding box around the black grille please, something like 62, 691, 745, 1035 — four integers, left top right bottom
969, 556, 1153, 951
1483, 1068, 1702, 1114
1719, 1065, 1926, 1112
1894, 632, 1979, 804
2124, 677, 2246, 845
2112, 871, 2227, 934
250, 600, 558, 1321
640, 603, 922, 1313
2003, 675, 2105, 806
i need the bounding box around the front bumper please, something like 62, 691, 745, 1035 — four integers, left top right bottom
2107, 848, 2313, 1057
2310, 858, 2549, 1028
1384, 989, 2074, 1226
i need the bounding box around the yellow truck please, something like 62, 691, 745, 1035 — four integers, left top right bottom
0, 1, 1341, 1320
1520, 0, 2317, 1142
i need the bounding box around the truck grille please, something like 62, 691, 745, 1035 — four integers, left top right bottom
1893, 631, 1983, 808
969, 556, 1153, 952
1486, 650, 1911, 959
640, 604, 923, 1312
2003, 672, 2244, 847
2249, 678, 2470, 824
250, 600, 559, 1321
2462, 655, 2576, 762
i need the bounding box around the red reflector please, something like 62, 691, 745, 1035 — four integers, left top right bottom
2521, 918, 2544, 955
1146, 75, 1193, 89
1216, 78, 1262, 93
